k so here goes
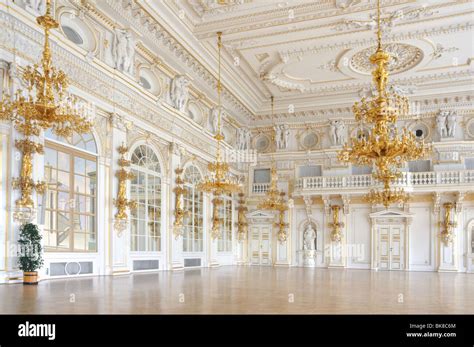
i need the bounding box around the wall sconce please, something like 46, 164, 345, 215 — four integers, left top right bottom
440, 202, 457, 245
173, 168, 187, 239
211, 197, 223, 240
113, 143, 136, 236
329, 205, 344, 243
236, 192, 248, 242
274, 192, 288, 243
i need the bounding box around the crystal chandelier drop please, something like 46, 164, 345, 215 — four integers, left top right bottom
338, 0, 428, 209
0, 0, 93, 223
197, 32, 240, 238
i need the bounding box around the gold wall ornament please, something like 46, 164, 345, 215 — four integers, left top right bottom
439, 202, 457, 245
337, 0, 428, 209
173, 168, 188, 239
0, 0, 93, 222
114, 144, 136, 234
236, 192, 248, 242
328, 205, 344, 243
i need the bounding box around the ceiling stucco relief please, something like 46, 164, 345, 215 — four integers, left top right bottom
349, 43, 423, 75
332, 5, 438, 32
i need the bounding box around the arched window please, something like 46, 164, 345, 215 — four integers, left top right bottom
130, 145, 162, 252
183, 165, 203, 252
217, 193, 233, 252
43, 130, 98, 252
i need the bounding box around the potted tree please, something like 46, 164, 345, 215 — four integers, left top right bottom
17, 223, 44, 285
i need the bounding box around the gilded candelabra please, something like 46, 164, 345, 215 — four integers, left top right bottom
114, 144, 136, 234
173, 168, 188, 239
328, 205, 344, 243
274, 199, 289, 243
337, 0, 428, 208
439, 202, 457, 245
197, 32, 240, 239
235, 192, 248, 241
0, 0, 93, 222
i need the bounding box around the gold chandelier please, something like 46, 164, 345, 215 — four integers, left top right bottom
0, 0, 92, 222
338, 0, 428, 209
257, 96, 288, 242
197, 32, 240, 238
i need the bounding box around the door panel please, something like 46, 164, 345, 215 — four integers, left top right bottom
378, 225, 404, 271
379, 227, 390, 270
249, 225, 272, 266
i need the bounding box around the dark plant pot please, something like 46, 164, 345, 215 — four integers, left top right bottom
23, 271, 39, 285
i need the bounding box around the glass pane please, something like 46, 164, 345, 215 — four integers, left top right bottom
86, 160, 97, 176
74, 157, 85, 175
44, 147, 57, 168
58, 151, 70, 171
57, 171, 69, 190
74, 232, 86, 251
74, 175, 85, 194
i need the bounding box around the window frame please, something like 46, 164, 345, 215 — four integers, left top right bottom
183, 166, 204, 253
43, 139, 98, 253
217, 194, 233, 253
129, 145, 162, 253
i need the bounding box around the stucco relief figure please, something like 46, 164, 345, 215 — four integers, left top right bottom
446, 111, 457, 137
24, 0, 45, 13
303, 224, 316, 250
170, 75, 190, 113
113, 29, 135, 75
330, 120, 346, 145
236, 128, 250, 150
282, 124, 290, 149
436, 111, 456, 138
211, 106, 223, 134
436, 113, 447, 138
274, 125, 282, 150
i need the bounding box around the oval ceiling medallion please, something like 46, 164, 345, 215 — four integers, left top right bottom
350, 43, 423, 75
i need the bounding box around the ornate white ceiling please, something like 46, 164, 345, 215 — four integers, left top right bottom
145, 0, 473, 125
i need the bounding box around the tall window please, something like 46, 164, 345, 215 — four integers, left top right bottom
183, 165, 203, 252
218, 194, 233, 252
130, 145, 162, 252
43, 131, 97, 252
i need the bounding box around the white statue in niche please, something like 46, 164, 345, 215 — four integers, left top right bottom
303, 224, 316, 251
113, 29, 135, 75
24, 0, 45, 13
170, 75, 190, 113
330, 119, 346, 145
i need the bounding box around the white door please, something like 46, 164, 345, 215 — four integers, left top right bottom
250, 225, 272, 265
378, 225, 404, 270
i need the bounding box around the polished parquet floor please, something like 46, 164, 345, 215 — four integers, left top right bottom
1, 266, 473, 314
